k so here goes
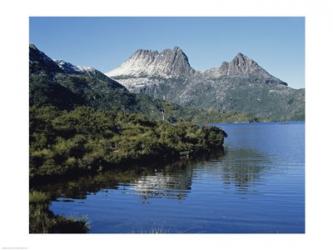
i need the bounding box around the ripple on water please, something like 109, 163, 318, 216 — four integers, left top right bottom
47, 122, 304, 233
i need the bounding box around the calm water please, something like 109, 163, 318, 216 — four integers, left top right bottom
47, 122, 305, 233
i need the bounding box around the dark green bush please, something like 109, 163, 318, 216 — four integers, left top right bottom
30, 105, 225, 182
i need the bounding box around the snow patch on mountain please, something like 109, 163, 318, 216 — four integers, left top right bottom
55, 60, 97, 75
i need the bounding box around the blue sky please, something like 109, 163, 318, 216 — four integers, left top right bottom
30, 17, 304, 89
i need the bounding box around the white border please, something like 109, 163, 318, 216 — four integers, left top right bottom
1, 0, 333, 249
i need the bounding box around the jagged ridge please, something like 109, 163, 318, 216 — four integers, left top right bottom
203, 53, 287, 85
105, 47, 304, 121
29, 44, 209, 122
107, 47, 195, 78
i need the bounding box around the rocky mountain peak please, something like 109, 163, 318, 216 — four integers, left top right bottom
54, 60, 98, 75
204, 52, 287, 85
131, 49, 158, 58
228, 52, 261, 75
231, 52, 253, 66
55, 60, 82, 74
29, 44, 62, 74
106, 46, 195, 78
29, 43, 38, 50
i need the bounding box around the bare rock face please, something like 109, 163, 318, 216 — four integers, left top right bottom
106, 47, 195, 78
203, 53, 287, 85
105, 47, 304, 121
227, 53, 269, 76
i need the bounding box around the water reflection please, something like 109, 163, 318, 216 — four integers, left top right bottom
219, 148, 270, 191
133, 161, 193, 200
37, 147, 269, 201
46, 123, 304, 233
36, 160, 195, 200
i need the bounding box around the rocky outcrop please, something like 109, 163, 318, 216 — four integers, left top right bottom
105, 47, 304, 121
107, 47, 195, 78
203, 53, 287, 85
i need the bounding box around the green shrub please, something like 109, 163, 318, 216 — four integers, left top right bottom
30, 105, 225, 181
29, 191, 50, 204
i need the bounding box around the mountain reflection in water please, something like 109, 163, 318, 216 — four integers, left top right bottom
45, 122, 304, 233
37, 147, 269, 200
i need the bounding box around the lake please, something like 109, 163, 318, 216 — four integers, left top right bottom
46, 122, 305, 233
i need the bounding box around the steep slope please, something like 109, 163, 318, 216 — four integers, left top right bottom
29, 44, 130, 110
107, 47, 195, 78
29, 45, 85, 109
29, 44, 227, 186
29, 44, 201, 121
107, 48, 304, 121
203, 53, 287, 85
106, 47, 197, 92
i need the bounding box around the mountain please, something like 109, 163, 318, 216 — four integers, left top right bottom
29, 44, 227, 190
107, 48, 304, 121
30, 44, 63, 75
107, 47, 195, 78
203, 53, 287, 85
29, 44, 130, 110
29, 44, 215, 122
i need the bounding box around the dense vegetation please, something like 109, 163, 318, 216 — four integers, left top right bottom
30, 105, 225, 183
